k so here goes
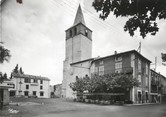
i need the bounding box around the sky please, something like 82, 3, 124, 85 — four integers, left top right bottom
1, 0, 166, 85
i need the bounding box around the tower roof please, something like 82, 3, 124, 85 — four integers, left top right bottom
73, 4, 85, 26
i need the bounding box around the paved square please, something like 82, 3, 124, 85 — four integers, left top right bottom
0, 98, 166, 117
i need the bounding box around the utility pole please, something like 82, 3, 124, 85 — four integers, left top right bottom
155, 57, 157, 71
137, 41, 141, 54
151, 57, 157, 71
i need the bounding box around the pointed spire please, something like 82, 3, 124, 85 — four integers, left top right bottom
73, 4, 85, 26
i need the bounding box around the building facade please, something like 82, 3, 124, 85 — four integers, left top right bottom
90, 50, 151, 103
150, 69, 166, 103
160, 74, 166, 102
70, 50, 151, 103
62, 5, 166, 104
9, 73, 50, 98
50, 84, 62, 98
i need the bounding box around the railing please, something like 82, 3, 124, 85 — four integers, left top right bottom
92, 67, 133, 75
109, 67, 133, 74
30, 82, 38, 86
151, 90, 158, 93
151, 81, 158, 85
122, 67, 133, 74
151, 81, 161, 85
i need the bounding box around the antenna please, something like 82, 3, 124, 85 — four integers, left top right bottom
154, 57, 157, 71
151, 56, 157, 71
0, 2, 2, 45
139, 41, 141, 54
137, 41, 141, 54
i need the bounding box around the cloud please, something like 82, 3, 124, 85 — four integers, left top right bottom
1, 0, 66, 84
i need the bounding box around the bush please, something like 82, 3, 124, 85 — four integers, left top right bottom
90, 99, 95, 104
95, 100, 100, 104
103, 101, 110, 105
73, 98, 76, 102
85, 99, 90, 103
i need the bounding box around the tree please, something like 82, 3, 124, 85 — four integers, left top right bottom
0, 44, 11, 84
70, 73, 139, 102
13, 64, 19, 73
113, 73, 139, 92
3, 73, 7, 79
70, 76, 85, 93
161, 53, 166, 62
92, 0, 166, 38
0, 72, 8, 83
16, 0, 22, 4
19, 67, 24, 74
70, 73, 139, 94
0, 45, 11, 64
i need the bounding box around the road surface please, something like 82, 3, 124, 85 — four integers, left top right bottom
1, 98, 165, 117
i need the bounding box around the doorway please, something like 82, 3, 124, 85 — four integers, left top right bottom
138, 91, 142, 103
0, 89, 4, 109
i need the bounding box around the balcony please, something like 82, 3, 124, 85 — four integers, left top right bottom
151, 81, 157, 85
30, 82, 38, 86
115, 67, 133, 74
151, 81, 160, 86
92, 67, 133, 76
151, 89, 158, 93
122, 67, 133, 74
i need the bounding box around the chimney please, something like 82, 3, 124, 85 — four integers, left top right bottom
114, 51, 117, 54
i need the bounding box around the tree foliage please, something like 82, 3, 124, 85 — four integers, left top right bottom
16, 0, 23, 4
161, 53, 166, 62
0, 72, 8, 83
12, 64, 24, 75
0, 45, 11, 64
92, 0, 166, 38
13, 64, 19, 73
19, 67, 24, 74
0, 44, 11, 83
70, 73, 139, 94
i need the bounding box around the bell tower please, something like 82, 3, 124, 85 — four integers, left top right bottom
62, 5, 92, 98
65, 5, 92, 63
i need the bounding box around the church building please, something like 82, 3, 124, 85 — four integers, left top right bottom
62, 5, 152, 104
62, 5, 92, 98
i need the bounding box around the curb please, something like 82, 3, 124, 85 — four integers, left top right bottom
124, 103, 162, 106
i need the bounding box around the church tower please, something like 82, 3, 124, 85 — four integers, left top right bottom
65, 5, 92, 63
62, 5, 92, 98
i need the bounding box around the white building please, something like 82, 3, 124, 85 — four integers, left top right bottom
9, 72, 50, 98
